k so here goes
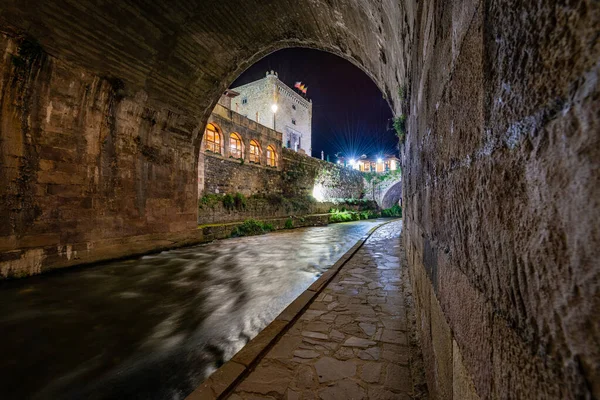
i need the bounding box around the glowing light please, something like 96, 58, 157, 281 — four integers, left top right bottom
337, 160, 341, 164
271, 104, 278, 113
312, 184, 325, 202
349, 159, 356, 165
377, 158, 383, 163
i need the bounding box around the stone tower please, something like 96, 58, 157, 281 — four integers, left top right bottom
231, 71, 312, 155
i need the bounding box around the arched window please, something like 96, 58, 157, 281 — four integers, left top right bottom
204, 123, 221, 154
267, 145, 277, 167
230, 132, 243, 159
249, 140, 261, 163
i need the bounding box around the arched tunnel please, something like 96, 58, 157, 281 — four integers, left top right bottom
0, 1, 598, 399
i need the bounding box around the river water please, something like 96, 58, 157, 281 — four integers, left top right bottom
0, 219, 388, 400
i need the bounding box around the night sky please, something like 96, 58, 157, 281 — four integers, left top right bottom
230, 48, 396, 160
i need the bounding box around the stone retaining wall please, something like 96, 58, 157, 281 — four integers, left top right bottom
403, 1, 599, 398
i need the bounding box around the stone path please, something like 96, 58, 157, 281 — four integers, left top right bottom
228, 220, 427, 400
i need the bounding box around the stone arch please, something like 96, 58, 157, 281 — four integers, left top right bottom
1, 2, 597, 399
381, 180, 402, 209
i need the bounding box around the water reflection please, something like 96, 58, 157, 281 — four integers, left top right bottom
0, 219, 387, 400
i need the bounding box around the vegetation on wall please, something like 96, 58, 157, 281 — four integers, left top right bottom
328, 208, 380, 223
381, 204, 402, 218
230, 219, 274, 237
198, 192, 247, 211
284, 218, 294, 229
363, 168, 402, 185
328, 204, 402, 223
394, 86, 408, 143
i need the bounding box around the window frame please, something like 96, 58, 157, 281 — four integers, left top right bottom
249, 140, 261, 163
229, 132, 243, 159
266, 145, 277, 167
204, 123, 221, 154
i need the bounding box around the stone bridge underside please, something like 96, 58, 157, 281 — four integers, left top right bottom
0, 0, 598, 399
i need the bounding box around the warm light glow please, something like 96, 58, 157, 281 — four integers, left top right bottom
312, 184, 325, 202
271, 104, 278, 113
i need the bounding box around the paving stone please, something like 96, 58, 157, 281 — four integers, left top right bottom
367, 386, 411, 400
319, 312, 337, 322
333, 346, 355, 360
357, 346, 381, 360
266, 335, 304, 360
236, 362, 292, 395
302, 331, 328, 340
303, 338, 338, 350
380, 329, 408, 345
361, 361, 383, 383
382, 343, 410, 365
286, 388, 301, 400
359, 322, 377, 336
330, 329, 345, 342
304, 321, 330, 333
384, 363, 411, 392
342, 336, 377, 348
334, 315, 354, 326
293, 349, 320, 359
295, 365, 318, 389
314, 357, 357, 382
318, 379, 365, 400
301, 310, 327, 321
381, 316, 407, 331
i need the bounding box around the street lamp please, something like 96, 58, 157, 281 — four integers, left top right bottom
271, 103, 278, 131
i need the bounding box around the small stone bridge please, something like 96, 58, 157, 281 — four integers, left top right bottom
364, 173, 402, 209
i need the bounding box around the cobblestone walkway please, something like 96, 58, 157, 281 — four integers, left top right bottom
229, 220, 425, 400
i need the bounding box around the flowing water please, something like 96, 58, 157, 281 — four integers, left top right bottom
0, 219, 388, 400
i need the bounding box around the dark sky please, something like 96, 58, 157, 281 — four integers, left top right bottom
230, 48, 396, 160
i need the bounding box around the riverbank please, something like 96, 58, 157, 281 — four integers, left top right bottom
0, 220, 391, 399
186, 219, 427, 400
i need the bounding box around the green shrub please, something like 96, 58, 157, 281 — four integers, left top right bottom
234, 192, 247, 210
381, 204, 402, 218
329, 210, 355, 223
393, 114, 407, 142
199, 193, 222, 209
231, 219, 274, 237
222, 194, 235, 210
285, 218, 294, 229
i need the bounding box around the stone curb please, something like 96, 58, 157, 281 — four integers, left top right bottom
185, 218, 399, 400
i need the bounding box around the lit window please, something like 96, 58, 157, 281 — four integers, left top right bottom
230, 133, 243, 159
204, 123, 221, 153
267, 145, 277, 167
249, 140, 261, 163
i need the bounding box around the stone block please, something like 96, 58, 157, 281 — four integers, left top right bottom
452, 339, 480, 400
276, 291, 317, 322
430, 290, 453, 400
231, 320, 288, 367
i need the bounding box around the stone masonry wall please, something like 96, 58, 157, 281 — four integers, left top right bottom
0, 0, 414, 280
0, 34, 199, 278
403, 1, 599, 399
198, 144, 366, 224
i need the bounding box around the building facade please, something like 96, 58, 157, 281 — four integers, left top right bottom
337, 155, 400, 173
231, 71, 312, 155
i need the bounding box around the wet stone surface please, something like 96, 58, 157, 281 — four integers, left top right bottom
0, 220, 388, 400
232, 220, 421, 399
